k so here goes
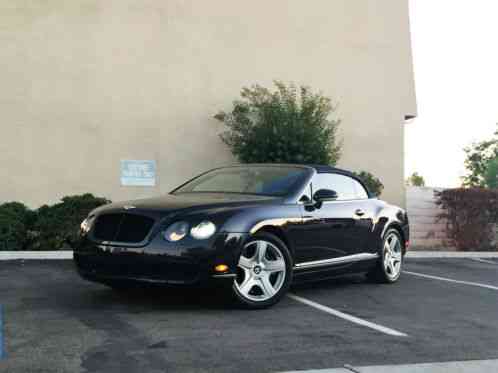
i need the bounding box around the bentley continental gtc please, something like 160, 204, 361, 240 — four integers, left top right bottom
74, 164, 409, 308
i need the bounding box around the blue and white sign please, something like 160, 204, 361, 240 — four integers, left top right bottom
120, 160, 156, 186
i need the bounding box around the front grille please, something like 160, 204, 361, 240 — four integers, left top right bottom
75, 254, 200, 283
92, 213, 155, 243
93, 214, 122, 241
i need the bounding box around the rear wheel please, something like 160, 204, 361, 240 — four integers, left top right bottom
367, 228, 403, 283
232, 232, 292, 309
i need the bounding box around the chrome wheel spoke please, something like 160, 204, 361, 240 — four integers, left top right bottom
264, 258, 285, 273
385, 259, 393, 275
238, 255, 253, 270
256, 241, 268, 263
258, 275, 276, 298
384, 254, 391, 270
389, 236, 398, 252
383, 232, 402, 278
235, 239, 287, 302
239, 277, 256, 296
241, 267, 252, 281
389, 259, 395, 272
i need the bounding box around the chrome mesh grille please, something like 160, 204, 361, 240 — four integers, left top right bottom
93, 213, 154, 243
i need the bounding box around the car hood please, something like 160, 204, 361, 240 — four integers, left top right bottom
91, 193, 281, 217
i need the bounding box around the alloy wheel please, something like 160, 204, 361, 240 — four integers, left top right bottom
383, 232, 403, 279
234, 240, 287, 302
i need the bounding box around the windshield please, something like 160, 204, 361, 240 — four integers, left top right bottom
172, 166, 309, 197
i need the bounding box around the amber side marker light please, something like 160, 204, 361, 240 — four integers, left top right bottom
215, 264, 229, 273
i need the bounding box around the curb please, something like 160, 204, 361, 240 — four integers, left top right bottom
0, 251, 497, 260
406, 251, 498, 258
0, 251, 73, 260
280, 359, 498, 373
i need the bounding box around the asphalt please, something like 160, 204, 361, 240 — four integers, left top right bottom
0, 258, 497, 373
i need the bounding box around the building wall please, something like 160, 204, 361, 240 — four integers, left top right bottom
406, 186, 454, 250
407, 186, 498, 250
0, 0, 417, 208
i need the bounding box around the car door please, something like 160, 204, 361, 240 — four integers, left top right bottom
293, 172, 371, 264
348, 176, 376, 253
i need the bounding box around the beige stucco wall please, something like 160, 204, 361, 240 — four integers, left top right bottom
406, 186, 453, 249
0, 0, 416, 208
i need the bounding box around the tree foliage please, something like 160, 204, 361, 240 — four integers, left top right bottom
462, 125, 498, 188
406, 172, 426, 187
353, 171, 384, 197
0, 202, 36, 251
484, 157, 498, 189
215, 81, 342, 165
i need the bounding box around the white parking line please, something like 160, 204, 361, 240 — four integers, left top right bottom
404, 271, 498, 291
279, 358, 498, 373
469, 257, 498, 265
287, 294, 408, 337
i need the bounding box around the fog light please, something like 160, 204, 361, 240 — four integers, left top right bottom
215, 264, 229, 273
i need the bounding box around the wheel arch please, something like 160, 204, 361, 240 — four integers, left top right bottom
252, 225, 295, 258
384, 223, 407, 255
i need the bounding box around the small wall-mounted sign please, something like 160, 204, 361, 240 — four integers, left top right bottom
120, 160, 156, 186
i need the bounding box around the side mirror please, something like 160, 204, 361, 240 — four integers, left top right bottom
313, 189, 338, 203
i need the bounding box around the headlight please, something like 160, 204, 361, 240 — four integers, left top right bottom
163, 221, 189, 242
190, 221, 216, 240
80, 217, 93, 234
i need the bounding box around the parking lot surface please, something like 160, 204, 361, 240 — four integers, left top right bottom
0, 258, 497, 373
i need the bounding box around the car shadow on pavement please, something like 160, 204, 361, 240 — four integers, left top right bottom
84, 274, 371, 312
290, 273, 371, 292
55, 274, 373, 313
48, 282, 243, 314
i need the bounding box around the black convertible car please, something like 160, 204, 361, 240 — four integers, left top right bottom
75, 164, 409, 308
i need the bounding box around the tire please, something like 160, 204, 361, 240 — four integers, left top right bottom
232, 232, 293, 309
367, 228, 404, 283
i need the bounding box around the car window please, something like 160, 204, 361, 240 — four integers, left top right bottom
311, 173, 358, 201
173, 166, 309, 197
352, 179, 369, 199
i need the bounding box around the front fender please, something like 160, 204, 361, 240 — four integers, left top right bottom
373, 205, 410, 253
220, 204, 303, 234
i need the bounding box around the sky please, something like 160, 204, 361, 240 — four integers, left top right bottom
405, 0, 498, 187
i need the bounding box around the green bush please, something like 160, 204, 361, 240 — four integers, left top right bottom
215, 81, 342, 165
33, 194, 110, 251
353, 171, 384, 197
0, 194, 110, 251
0, 202, 36, 250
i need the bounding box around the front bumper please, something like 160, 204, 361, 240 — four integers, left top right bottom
74, 232, 247, 286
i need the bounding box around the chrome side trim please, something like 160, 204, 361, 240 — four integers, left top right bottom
211, 273, 237, 279
249, 218, 303, 235
294, 253, 378, 270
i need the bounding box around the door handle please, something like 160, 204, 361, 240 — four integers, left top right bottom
355, 209, 365, 216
